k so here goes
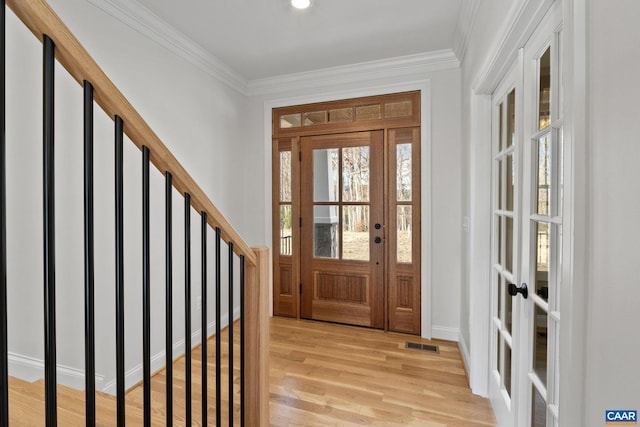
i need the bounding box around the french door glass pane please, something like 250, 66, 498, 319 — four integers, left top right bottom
499, 103, 504, 151
506, 217, 514, 273
397, 206, 412, 263
537, 134, 551, 216
280, 204, 292, 256
534, 303, 548, 388
396, 143, 412, 201
498, 160, 504, 210
342, 205, 369, 261
313, 205, 339, 259
498, 216, 504, 265
507, 89, 516, 148
504, 341, 512, 396
535, 222, 550, 301
505, 280, 513, 334
532, 385, 547, 427
313, 148, 339, 202
342, 146, 370, 202
539, 47, 552, 130
507, 154, 515, 211
496, 328, 501, 372
280, 151, 292, 202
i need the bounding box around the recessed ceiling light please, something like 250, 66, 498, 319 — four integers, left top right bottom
291, 0, 310, 9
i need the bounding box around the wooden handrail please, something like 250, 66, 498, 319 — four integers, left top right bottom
7, 0, 257, 266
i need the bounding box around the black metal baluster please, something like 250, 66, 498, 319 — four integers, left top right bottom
142, 146, 151, 427
114, 115, 125, 427
184, 194, 192, 426
165, 172, 173, 426
0, 1, 8, 424
228, 242, 234, 426
43, 34, 57, 427
201, 212, 207, 426
83, 80, 96, 427
239, 255, 245, 427
215, 227, 221, 426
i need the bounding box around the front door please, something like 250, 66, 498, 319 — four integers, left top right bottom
300, 131, 384, 328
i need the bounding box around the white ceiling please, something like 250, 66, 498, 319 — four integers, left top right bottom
131, 0, 464, 81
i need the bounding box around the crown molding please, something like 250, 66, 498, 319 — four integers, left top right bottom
473, 0, 555, 94
246, 50, 459, 97
86, 0, 249, 94
452, 0, 481, 64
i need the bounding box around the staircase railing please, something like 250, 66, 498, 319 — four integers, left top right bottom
0, 0, 269, 425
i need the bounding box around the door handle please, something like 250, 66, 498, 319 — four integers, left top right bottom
374, 236, 382, 244
508, 283, 528, 299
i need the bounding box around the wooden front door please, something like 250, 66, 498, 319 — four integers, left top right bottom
300, 131, 384, 328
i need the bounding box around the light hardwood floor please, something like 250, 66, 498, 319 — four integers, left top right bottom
8, 317, 495, 426
269, 317, 495, 426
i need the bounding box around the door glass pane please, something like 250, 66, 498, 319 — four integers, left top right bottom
342, 146, 370, 202
356, 104, 382, 121
496, 330, 501, 372
385, 100, 413, 118
537, 134, 551, 216
498, 160, 503, 210
535, 222, 550, 301
497, 274, 503, 324
280, 151, 292, 202
280, 205, 292, 256
498, 216, 504, 266
504, 341, 512, 396
304, 111, 327, 126
397, 206, 412, 263
506, 154, 515, 211
280, 113, 301, 128
499, 102, 504, 152
534, 303, 548, 388
313, 148, 339, 202
507, 89, 516, 148
539, 47, 551, 130
313, 205, 339, 258
397, 144, 412, 201
532, 385, 547, 427
505, 279, 513, 335
342, 205, 369, 261
506, 217, 514, 273
329, 108, 353, 123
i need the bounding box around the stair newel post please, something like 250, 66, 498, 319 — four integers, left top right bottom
244, 247, 270, 427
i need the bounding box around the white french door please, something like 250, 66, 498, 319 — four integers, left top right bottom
490, 3, 563, 426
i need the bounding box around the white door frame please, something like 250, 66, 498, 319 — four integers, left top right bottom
468, 0, 587, 425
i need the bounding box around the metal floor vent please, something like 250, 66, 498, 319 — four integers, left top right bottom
406, 342, 439, 353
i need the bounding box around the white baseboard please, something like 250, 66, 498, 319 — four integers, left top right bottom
431, 325, 460, 342
103, 307, 240, 395
458, 332, 472, 380
8, 352, 105, 391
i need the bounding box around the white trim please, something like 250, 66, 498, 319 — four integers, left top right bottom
86, 0, 248, 94
452, 0, 481, 64
248, 51, 457, 96
468, 92, 493, 397
263, 80, 433, 339
459, 331, 472, 375
431, 326, 460, 342
8, 352, 106, 391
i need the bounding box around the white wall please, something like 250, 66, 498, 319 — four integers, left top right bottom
246, 67, 463, 339
6, 0, 246, 390
585, 0, 640, 421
